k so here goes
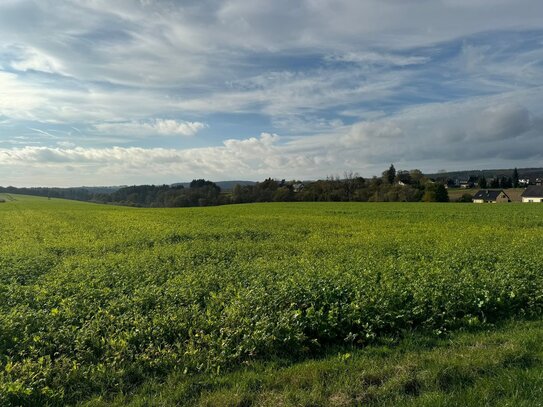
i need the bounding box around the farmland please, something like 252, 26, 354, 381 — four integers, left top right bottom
1, 195, 543, 406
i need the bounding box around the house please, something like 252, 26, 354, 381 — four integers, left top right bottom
472, 189, 511, 203
521, 185, 543, 203
459, 180, 473, 188
457, 177, 477, 188
519, 178, 531, 186
292, 183, 305, 193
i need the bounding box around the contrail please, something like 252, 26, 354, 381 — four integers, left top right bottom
28, 128, 60, 139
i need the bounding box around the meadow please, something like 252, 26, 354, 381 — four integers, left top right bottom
1, 194, 543, 406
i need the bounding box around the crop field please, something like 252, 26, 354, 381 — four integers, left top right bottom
1, 195, 543, 406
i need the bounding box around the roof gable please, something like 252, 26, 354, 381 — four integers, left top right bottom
473, 189, 507, 200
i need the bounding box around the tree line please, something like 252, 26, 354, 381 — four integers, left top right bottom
0, 165, 454, 207
231, 166, 449, 204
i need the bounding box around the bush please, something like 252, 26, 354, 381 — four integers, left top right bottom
457, 193, 473, 203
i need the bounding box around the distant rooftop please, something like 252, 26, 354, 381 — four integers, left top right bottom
522, 185, 543, 198
472, 190, 505, 201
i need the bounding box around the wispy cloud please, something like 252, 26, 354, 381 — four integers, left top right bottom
9, 45, 66, 74
28, 127, 59, 139
94, 119, 207, 137
326, 51, 430, 66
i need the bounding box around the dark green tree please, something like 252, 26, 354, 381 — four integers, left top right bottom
386, 164, 396, 184
506, 177, 513, 188
478, 175, 487, 188
512, 168, 519, 188
499, 176, 512, 189
190, 179, 219, 190
435, 184, 449, 202
396, 170, 412, 185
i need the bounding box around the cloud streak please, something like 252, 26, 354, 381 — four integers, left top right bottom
94, 119, 207, 137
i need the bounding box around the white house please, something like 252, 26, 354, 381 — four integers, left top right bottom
521, 186, 543, 203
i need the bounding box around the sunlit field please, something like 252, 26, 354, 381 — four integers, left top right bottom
1, 195, 543, 406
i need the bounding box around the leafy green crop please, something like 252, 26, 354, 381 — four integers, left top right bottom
1, 195, 542, 405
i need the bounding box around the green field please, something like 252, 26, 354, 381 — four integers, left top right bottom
1, 195, 543, 406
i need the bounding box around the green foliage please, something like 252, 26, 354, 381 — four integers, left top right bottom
1, 195, 543, 405
109, 181, 222, 207
87, 319, 543, 406
458, 193, 474, 203
423, 183, 449, 202
435, 184, 449, 202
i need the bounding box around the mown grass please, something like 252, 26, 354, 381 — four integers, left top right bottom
85, 319, 543, 406
1, 195, 543, 405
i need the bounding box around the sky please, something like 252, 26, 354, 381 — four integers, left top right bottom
1, 0, 543, 186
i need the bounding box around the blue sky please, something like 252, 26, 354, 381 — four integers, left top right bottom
1, 0, 543, 186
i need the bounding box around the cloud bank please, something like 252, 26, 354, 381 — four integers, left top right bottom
3, 92, 542, 186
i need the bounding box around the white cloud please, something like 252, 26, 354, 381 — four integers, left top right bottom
0, 70, 203, 125
94, 119, 207, 137
326, 51, 430, 66
342, 121, 404, 146
0, 72, 47, 120
10, 46, 65, 74
0, 133, 299, 186
56, 141, 76, 148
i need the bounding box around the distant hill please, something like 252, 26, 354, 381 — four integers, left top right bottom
425, 167, 543, 180
171, 180, 256, 191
